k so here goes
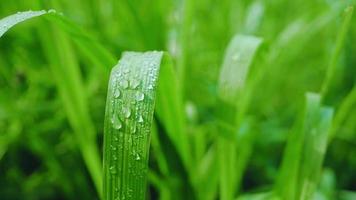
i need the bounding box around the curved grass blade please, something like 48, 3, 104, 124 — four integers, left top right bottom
275, 93, 334, 200
0, 10, 47, 37
103, 51, 174, 200
0, 10, 117, 198
216, 34, 262, 200
218, 35, 263, 106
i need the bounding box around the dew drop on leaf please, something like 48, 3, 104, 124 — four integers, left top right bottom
113, 88, 121, 98
109, 166, 117, 174
48, 9, 56, 13
130, 79, 140, 89
119, 80, 129, 89
135, 91, 144, 101
123, 106, 131, 118
135, 153, 141, 161
138, 115, 144, 123
111, 115, 122, 130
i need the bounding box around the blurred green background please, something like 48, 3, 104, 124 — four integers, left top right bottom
0, 0, 356, 199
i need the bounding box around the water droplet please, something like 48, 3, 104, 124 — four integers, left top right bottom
48, 9, 56, 13
135, 91, 145, 101
122, 106, 131, 118
135, 153, 141, 161
110, 145, 117, 150
111, 115, 122, 129
113, 88, 121, 98
138, 115, 144, 123
131, 125, 137, 133
119, 80, 129, 89
123, 68, 130, 74
130, 79, 140, 89
109, 166, 117, 174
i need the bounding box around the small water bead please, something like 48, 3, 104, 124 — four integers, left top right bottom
109, 166, 117, 174
123, 68, 130, 74
48, 9, 56, 13
122, 106, 131, 118
119, 79, 129, 89
110, 145, 117, 150
131, 125, 137, 133
138, 115, 144, 123
113, 88, 121, 98
111, 115, 122, 130
130, 79, 140, 89
135, 153, 141, 161
135, 91, 145, 101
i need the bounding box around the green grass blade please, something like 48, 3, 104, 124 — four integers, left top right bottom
321, 6, 354, 96
218, 35, 263, 106
103, 51, 172, 200
330, 86, 356, 140
275, 93, 334, 200
155, 53, 191, 171
195, 145, 219, 200
0, 10, 47, 37
39, 24, 103, 197
216, 34, 262, 200
0, 10, 107, 198
46, 14, 116, 73
297, 104, 333, 200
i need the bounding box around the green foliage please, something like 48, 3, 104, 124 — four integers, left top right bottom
0, 1, 356, 200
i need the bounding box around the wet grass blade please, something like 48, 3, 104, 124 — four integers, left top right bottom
275, 93, 334, 200
103, 51, 174, 200
0, 10, 47, 37
216, 34, 262, 200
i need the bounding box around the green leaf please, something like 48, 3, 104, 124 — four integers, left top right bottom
0, 10, 47, 37
275, 93, 334, 200
321, 6, 354, 96
216, 34, 262, 200
218, 35, 263, 106
0, 10, 115, 198
103, 51, 175, 200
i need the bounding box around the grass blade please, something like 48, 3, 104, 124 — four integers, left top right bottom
216, 34, 262, 200
0, 10, 47, 37
155, 52, 191, 171
321, 6, 354, 96
218, 35, 263, 106
330, 87, 356, 140
275, 93, 334, 200
0, 10, 110, 197
103, 51, 173, 200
